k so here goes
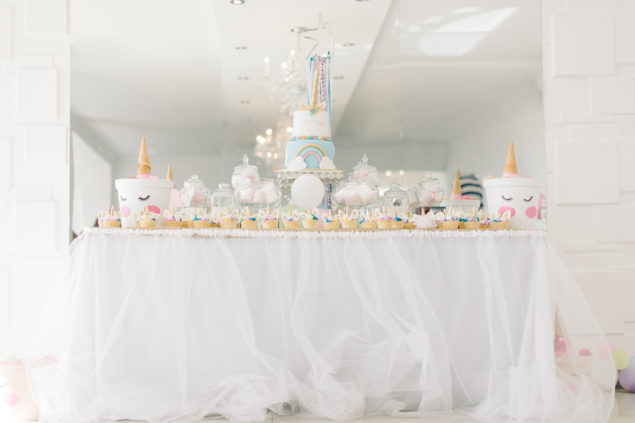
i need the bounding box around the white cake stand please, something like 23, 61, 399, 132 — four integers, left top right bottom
276, 168, 344, 210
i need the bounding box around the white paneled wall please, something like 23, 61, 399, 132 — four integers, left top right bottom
544, 0, 635, 352
0, 0, 69, 356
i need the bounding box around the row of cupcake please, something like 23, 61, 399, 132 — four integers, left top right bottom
97, 205, 511, 231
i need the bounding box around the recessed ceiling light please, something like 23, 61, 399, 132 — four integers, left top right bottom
256, 135, 265, 143
286, 127, 293, 133
240, 100, 250, 104
237, 76, 249, 80
333, 75, 345, 80
235, 45, 248, 50
342, 42, 355, 47
385, 170, 392, 176
265, 128, 273, 135
230, 0, 245, 5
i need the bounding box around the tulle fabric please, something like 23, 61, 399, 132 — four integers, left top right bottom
31, 229, 614, 422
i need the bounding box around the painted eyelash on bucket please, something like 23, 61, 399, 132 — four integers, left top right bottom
138, 195, 150, 201
501, 195, 512, 201
119, 195, 127, 201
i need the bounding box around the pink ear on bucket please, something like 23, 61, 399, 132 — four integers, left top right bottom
5, 393, 21, 407
498, 206, 516, 218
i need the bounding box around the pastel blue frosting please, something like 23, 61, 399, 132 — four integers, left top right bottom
285, 139, 335, 169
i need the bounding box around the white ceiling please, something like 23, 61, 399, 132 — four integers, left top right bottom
70, 0, 541, 160
337, 0, 542, 145
70, 0, 390, 158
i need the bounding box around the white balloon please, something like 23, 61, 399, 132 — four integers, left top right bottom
291, 174, 325, 209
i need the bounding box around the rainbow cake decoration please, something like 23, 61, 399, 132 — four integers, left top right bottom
285, 53, 336, 170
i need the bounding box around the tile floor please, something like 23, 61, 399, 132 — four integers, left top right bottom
87, 391, 634, 423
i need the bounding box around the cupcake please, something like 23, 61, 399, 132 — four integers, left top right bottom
136, 208, 159, 229
323, 212, 340, 230
220, 213, 239, 229
193, 213, 216, 229
282, 212, 301, 229
440, 208, 460, 230
163, 209, 183, 229
377, 214, 393, 229
403, 214, 416, 229
302, 210, 320, 229
97, 206, 121, 228
489, 215, 509, 230
183, 207, 205, 228
392, 214, 405, 230
339, 209, 359, 229
359, 212, 377, 229
241, 215, 258, 230
261, 207, 279, 230
460, 207, 481, 230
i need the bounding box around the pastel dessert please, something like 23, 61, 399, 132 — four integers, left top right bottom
261, 208, 279, 230
339, 209, 359, 229
284, 54, 335, 170
460, 208, 481, 230
489, 215, 509, 230
220, 214, 239, 229
136, 208, 159, 229
440, 208, 460, 230
403, 214, 416, 229
359, 213, 377, 230
413, 213, 437, 230
323, 213, 340, 230
302, 211, 320, 229
192, 213, 215, 229
392, 215, 405, 230
377, 214, 393, 229
240, 213, 258, 230
283, 212, 301, 229
97, 206, 121, 228
163, 209, 183, 229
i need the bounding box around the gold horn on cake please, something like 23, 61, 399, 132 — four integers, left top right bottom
137, 136, 151, 176
503, 139, 518, 177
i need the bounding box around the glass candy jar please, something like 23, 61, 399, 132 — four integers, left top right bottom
351, 154, 380, 187
180, 174, 209, 208
383, 183, 409, 213
231, 154, 260, 189
417, 173, 443, 206
236, 178, 281, 208
210, 183, 238, 213
333, 181, 379, 208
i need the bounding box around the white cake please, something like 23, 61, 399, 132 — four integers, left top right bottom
291, 110, 331, 139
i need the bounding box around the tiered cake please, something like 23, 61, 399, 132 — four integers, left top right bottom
285, 108, 334, 169
284, 54, 336, 170
277, 53, 343, 208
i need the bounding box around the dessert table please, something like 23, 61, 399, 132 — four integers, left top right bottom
32, 229, 614, 423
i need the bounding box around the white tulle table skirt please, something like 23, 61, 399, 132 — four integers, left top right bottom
33, 229, 614, 422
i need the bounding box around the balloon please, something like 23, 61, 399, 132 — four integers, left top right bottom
619, 367, 635, 393
291, 174, 325, 209
613, 349, 630, 370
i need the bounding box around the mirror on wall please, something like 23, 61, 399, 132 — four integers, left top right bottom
69, 0, 543, 234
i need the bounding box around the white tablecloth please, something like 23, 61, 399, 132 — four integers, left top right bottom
33, 229, 614, 422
